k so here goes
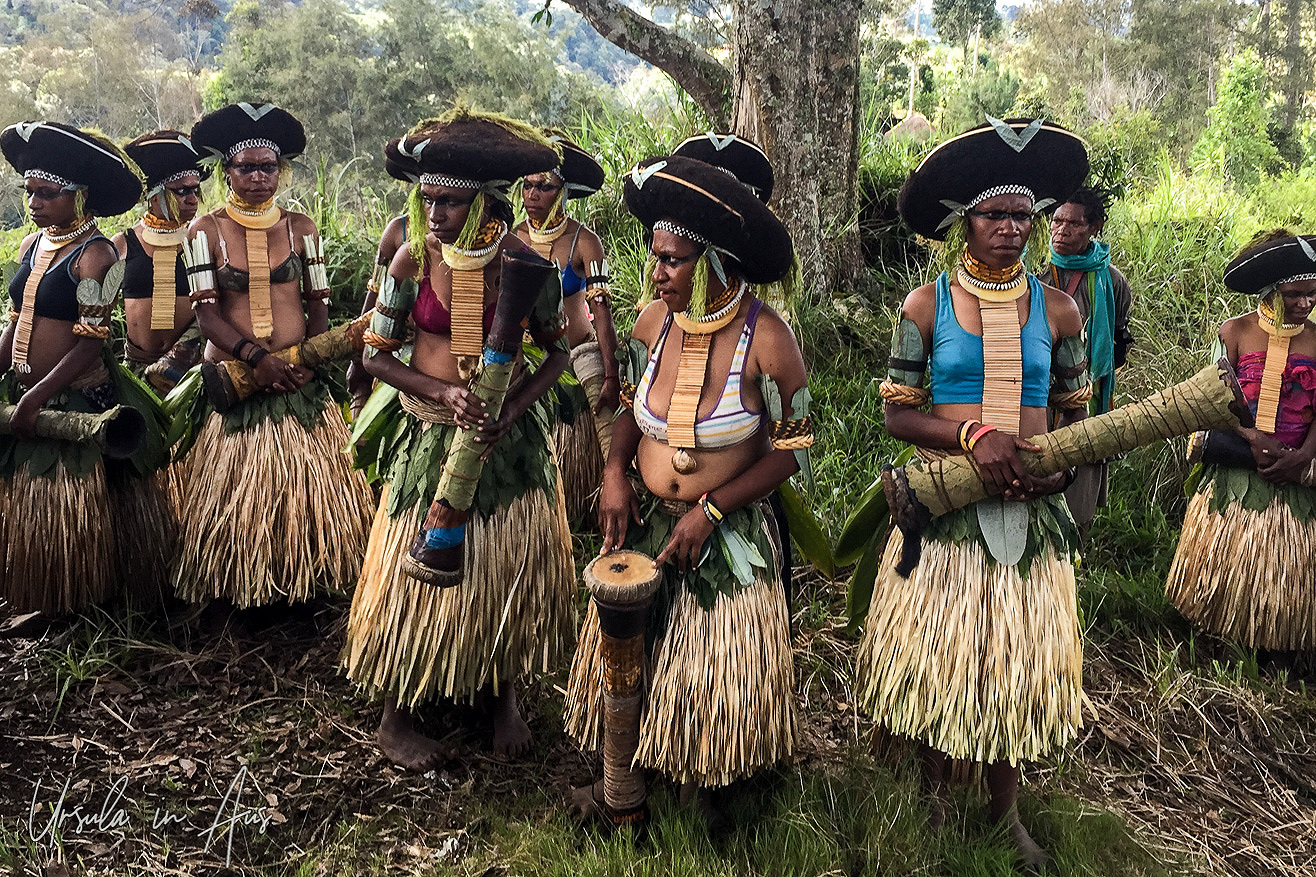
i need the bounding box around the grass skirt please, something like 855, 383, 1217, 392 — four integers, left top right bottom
107, 467, 178, 610
855, 521, 1082, 766
172, 403, 373, 606
342, 477, 575, 708
564, 504, 796, 788
554, 403, 604, 521
1166, 469, 1316, 650
0, 461, 116, 614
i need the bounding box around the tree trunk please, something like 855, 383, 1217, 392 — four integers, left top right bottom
1281, 0, 1304, 130
731, 0, 864, 301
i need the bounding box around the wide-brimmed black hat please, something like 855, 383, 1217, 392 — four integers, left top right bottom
898, 117, 1088, 241
1225, 235, 1316, 294
124, 129, 212, 191
386, 108, 558, 188
623, 155, 793, 285
544, 131, 604, 199
190, 102, 306, 166
2, 121, 144, 217
673, 132, 773, 202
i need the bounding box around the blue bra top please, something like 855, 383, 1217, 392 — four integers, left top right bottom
559, 224, 584, 298
929, 272, 1052, 408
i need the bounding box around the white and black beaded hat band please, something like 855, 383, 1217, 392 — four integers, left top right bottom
226, 138, 281, 160
419, 172, 481, 190
24, 169, 82, 190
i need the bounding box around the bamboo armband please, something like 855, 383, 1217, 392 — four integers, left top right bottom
182, 232, 218, 308
302, 234, 331, 302
1050, 332, 1090, 393
584, 258, 612, 305
887, 316, 927, 386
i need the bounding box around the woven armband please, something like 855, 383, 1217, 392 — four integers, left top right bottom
182, 231, 217, 307
619, 378, 636, 410
771, 416, 814, 450
1049, 385, 1093, 411
302, 234, 331, 303
1050, 332, 1090, 393
366, 275, 417, 356
879, 379, 930, 406
7, 309, 17, 323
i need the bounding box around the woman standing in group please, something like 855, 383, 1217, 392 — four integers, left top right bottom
171, 102, 372, 608
1167, 230, 1316, 653
342, 108, 576, 769
513, 132, 619, 520
565, 155, 809, 827
117, 130, 209, 395
853, 119, 1089, 869
0, 121, 143, 626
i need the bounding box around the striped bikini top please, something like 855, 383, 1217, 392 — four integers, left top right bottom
635, 298, 766, 448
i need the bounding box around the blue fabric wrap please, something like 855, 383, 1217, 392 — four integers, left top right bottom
483, 348, 514, 366
1050, 241, 1115, 412
425, 524, 467, 549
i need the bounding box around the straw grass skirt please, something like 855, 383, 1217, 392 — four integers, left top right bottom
1166, 469, 1316, 650
107, 467, 178, 609
555, 403, 605, 521
565, 502, 796, 788
343, 476, 575, 708
173, 403, 373, 607
0, 460, 116, 614
855, 519, 1082, 766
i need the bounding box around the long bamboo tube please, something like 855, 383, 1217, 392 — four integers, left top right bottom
0, 403, 146, 459
584, 550, 661, 832
403, 249, 557, 587
886, 359, 1253, 572
201, 309, 375, 412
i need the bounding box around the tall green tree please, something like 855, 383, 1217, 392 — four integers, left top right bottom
932, 0, 1001, 60
1191, 49, 1285, 187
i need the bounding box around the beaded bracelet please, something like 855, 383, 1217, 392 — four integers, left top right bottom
966, 424, 997, 450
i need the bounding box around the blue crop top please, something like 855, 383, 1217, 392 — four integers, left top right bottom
929, 272, 1052, 408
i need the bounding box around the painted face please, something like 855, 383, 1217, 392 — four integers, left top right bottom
650, 227, 704, 313
23, 175, 79, 228
1276, 279, 1316, 325
1050, 201, 1099, 257
155, 173, 203, 223
225, 147, 280, 203
521, 173, 564, 223
421, 183, 478, 244
965, 192, 1034, 268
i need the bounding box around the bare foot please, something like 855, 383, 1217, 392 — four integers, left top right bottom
492, 683, 532, 759
678, 781, 728, 834
377, 698, 452, 772
1004, 811, 1051, 873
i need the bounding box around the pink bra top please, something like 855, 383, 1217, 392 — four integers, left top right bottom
1236, 349, 1316, 447
412, 272, 496, 336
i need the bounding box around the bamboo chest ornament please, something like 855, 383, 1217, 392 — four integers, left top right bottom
1255, 298, 1304, 434
582, 549, 661, 833
883, 358, 1255, 574
402, 249, 557, 587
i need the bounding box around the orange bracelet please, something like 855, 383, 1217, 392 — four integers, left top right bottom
967, 424, 997, 450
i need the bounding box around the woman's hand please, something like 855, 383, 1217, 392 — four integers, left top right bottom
970, 429, 1043, 496
472, 400, 521, 460
1257, 443, 1314, 485
1002, 469, 1068, 501
9, 393, 41, 440
593, 375, 621, 415
598, 469, 641, 555
1241, 427, 1289, 468
428, 381, 487, 428
654, 507, 715, 571
252, 355, 310, 393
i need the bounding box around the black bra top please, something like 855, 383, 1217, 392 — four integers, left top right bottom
8, 236, 114, 321
208, 212, 304, 293
121, 227, 188, 299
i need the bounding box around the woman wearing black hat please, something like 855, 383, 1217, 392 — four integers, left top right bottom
342, 107, 576, 770
853, 119, 1090, 868
1168, 230, 1316, 652
0, 121, 144, 624
116, 130, 210, 395
170, 102, 373, 609
513, 132, 619, 520
563, 155, 810, 827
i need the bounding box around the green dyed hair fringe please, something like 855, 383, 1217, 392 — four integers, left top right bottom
455, 191, 487, 250
72, 189, 87, 221
406, 185, 426, 275
637, 255, 657, 310
686, 251, 710, 320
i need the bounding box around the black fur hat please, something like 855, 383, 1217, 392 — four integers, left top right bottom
1, 121, 144, 217
124, 129, 211, 192
898, 117, 1088, 241
1225, 235, 1316, 295
623, 154, 793, 285
545, 131, 604, 199
673, 132, 773, 202
385, 109, 558, 187
190, 102, 307, 165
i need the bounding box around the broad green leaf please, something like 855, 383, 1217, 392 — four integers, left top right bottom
776, 480, 834, 577
845, 533, 885, 632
